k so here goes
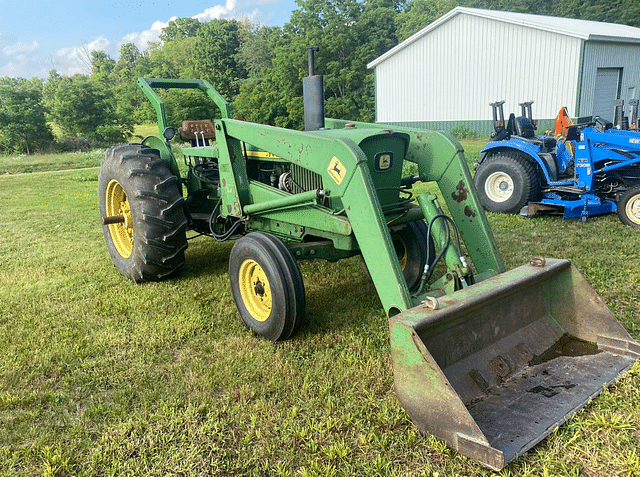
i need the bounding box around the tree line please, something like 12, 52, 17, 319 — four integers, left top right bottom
1, 0, 638, 154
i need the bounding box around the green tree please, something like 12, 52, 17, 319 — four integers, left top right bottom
47, 74, 132, 143
114, 43, 144, 78
237, 21, 276, 82
42, 69, 62, 110
551, 0, 640, 27
395, 0, 456, 41
235, 0, 400, 128
234, 71, 297, 127
234, 29, 305, 128
160, 17, 201, 42
111, 43, 152, 125
148, 37, 197, 79
91, 50, 116, 81
323, 0, 399, 121
0, 77, 53, 154
193, 19, 246, 100
144, 36, 218, 127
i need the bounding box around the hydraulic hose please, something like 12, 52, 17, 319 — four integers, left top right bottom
209, 199, 246, 242
415, 214, 465, 295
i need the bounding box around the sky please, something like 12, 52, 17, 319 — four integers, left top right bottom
0, 0, 299, 79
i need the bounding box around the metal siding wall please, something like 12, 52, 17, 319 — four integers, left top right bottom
374, 13, 582, 131
593, 68, 622, 120
379, 118, 555, 138
579, 42, 640, 118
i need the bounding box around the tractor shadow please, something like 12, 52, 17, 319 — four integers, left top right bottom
179, 240, 384, 338
181, 238, 234, 279
297, 257, 385, 338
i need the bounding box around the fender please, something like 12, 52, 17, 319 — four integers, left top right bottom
479, 138, 556, 185
142, 134, 183, 196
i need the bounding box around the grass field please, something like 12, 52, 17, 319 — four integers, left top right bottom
1, 140, 639, 476
0, 150, 105, 175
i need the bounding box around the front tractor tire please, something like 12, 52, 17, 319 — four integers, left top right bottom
98, 144, 188, 282
391, 221, 436, 292
229, 233, 305, 341
474, 152, 541, 214
617, 185, 640, 227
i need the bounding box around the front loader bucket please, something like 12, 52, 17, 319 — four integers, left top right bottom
390, 258, 639, 470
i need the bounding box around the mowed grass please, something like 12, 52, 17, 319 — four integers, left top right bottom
0, 125, 161, 175
0, 150, 105, 175
0, 141, 639, 476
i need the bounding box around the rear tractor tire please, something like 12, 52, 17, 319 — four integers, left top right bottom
474, 152, 541, 214
98, 144, 188, 282
229, 232, 306, 341
617, 185, 640, 227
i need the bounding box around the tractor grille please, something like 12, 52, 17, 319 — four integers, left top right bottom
291, 164, 323, 192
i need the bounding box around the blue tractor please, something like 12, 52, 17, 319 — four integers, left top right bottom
473, 100, 640, 226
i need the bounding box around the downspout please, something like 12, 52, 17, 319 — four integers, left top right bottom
575, 39, 586, 116
373, 67, 378, 123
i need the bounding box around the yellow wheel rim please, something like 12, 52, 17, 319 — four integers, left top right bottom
393, 235, 408, 271
238, 259, 272, 322
105, 179, 133, 258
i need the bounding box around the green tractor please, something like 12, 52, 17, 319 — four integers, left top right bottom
98, 72, 639, 470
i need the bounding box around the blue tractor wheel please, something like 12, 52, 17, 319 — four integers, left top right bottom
617, 185, 640, 227
474, 152, 541, 214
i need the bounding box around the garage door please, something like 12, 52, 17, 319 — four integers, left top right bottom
592, 68, 621, 122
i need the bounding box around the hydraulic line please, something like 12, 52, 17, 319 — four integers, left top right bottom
415, 214, 466, 295
209, 199, 246, 242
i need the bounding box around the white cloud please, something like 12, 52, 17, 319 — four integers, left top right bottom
193, 0, 237, 22
0, 32, 117, 78
0, 34, 49, 78
53, 37, 114, 76
87, 37, 112, 52
121, 17, 177, 51
246, 8, 266, 23
120, 0, 240, 52
254, 0, 281, 6
0, 54, 33, 77
3, 40, 39, 56
0, 0, 271, 78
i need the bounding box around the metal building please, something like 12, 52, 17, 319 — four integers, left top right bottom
368, 7, 640, 135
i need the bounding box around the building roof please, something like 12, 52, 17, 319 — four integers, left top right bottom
368, 7, 640, 68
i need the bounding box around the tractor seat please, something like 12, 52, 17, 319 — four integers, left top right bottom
179, 120, 216, 144
514, 116, 536, 138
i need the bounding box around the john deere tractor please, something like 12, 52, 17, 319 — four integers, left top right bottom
98, 66, 639, 470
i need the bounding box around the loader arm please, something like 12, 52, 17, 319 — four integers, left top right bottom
218, 118, 414, 314
325, 119, 505, 278
218, 118, 506, 314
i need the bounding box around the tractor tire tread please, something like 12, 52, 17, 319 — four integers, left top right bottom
155, 176, 181, 191
129, 168, 166, 179
256, 232, 306, 338
141, 213, 184, 229
229, 232, 305, 341
617, 184, 640, 227
474, 151, 541, 214
98, 143, 188, 282
160, 198, 187, 216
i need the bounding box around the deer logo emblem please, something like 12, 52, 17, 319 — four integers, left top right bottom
327, 157, 346, 185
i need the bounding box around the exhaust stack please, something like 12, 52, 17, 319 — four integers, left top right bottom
303, 46, 325, 131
